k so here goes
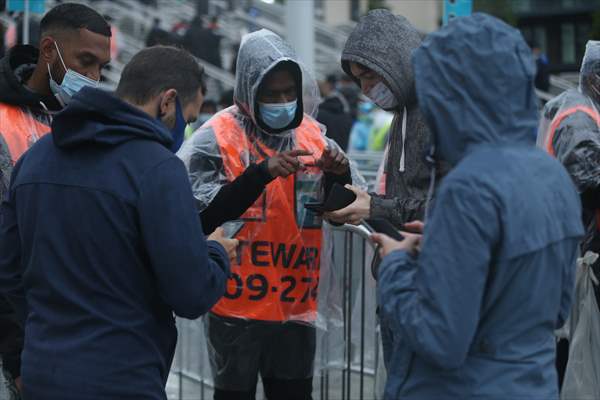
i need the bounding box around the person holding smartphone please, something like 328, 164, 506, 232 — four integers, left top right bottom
178, 29, 354, 400
370, 14, 583, 399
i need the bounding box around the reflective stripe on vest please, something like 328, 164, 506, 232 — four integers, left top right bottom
0, 103, 50, 163
546, 105, 600, 156
209, 111, 326, 322
546, 105, 600, 230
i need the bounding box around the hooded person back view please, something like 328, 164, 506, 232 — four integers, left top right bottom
178, 29, 355, 400
372, 13, 583, 399
326, 9, 445, 230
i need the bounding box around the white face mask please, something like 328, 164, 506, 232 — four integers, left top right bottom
366, 81, 398, 110
48, 42, 99, 106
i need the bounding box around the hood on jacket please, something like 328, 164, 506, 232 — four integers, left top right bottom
234, 29, 320, 135
412, 13, 539, 165
579, 40, 600, 103
0, 45, 61, 112
341, 9, 422, 111
51, 87, 173, 149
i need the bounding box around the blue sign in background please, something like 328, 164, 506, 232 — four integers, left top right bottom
6, 0, 46, 14
443, 0, 473, 25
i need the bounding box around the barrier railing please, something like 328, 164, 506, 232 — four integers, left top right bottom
169, 222, 384, 400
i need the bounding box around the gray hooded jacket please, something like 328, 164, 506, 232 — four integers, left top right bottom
341, 9, 441, 226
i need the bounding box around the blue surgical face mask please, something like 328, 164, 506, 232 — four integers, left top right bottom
258, 99, 297, 130
157, 97, 187, 153
48, 42, 99, 106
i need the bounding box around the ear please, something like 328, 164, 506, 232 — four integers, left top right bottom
39, 36, 58, 64
159, 88, 178, 116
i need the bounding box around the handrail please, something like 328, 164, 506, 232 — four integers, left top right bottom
550, 75, 576, 91
330, 223, 374, 241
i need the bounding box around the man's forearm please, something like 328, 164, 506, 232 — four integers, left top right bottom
200, 161, 274, 234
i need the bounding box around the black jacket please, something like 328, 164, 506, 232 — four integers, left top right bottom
0, 45, 60, 379
317, 94, 354, 151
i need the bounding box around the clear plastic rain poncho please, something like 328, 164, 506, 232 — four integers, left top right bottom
561, 251, 600, 400
538, 41, 600, 187
178, 29, 365, 328
177, 29, 367, 389
537, 41, 600, 250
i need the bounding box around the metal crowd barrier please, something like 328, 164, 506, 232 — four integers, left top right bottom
169, 223, 384, 400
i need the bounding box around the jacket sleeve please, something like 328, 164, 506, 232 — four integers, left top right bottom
200, 160, 273, 234
138, 157, 229, 319
370, 195, 426, 226
377, 179, 499, 369
0, 156, 24, 379
0, 160, 26, 325
552, 112, 600, 200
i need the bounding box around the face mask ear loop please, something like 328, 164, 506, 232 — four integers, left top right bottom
53, 41, 68, 73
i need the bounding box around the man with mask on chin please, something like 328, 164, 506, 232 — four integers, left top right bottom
178, 29, 353, 399
0, 46, 236, 400
325, 9, 445, 227
0, 3, 110, 398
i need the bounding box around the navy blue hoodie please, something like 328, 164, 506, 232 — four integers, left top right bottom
0, 87, 229, 399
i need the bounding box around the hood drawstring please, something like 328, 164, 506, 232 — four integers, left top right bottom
424, 144, 437, 223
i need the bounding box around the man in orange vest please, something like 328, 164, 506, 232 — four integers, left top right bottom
0, 4, 110, 398
179, 29, 353, 400
539, 40, 600, 388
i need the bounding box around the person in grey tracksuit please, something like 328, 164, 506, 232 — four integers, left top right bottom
326, 9, 446, 228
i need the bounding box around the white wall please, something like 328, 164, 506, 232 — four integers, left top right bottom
384, 0, 442, 33
321, 0, 442, 33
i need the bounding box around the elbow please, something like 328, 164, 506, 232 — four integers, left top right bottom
172, 268, 228, 320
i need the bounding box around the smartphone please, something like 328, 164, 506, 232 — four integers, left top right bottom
221, 220, 244, 239
304, 202, 325, 214
363, 218, 404, 241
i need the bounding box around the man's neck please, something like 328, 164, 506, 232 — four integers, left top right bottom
122, 96, 158, 119
25, 63, 52, 96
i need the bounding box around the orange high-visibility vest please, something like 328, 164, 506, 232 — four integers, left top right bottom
545, 105, 600, 229
209, 111, 326, 322
0, 103, 50, 163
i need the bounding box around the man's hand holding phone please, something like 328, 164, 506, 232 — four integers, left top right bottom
369, 220, 424, 258
208, 227, 239, 263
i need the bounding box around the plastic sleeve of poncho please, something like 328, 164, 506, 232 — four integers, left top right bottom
539, 95, 600, 197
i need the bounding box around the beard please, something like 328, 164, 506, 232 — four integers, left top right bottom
49, 59, 66, 85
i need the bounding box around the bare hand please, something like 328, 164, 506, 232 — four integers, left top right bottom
371, 231, 422, 258
208, 227, 239, 262
268, 149, 313, 178
316, 146, 350, 175
323, 185, 370, 225
403, 220, 424, 234
14, 376, 22, 393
